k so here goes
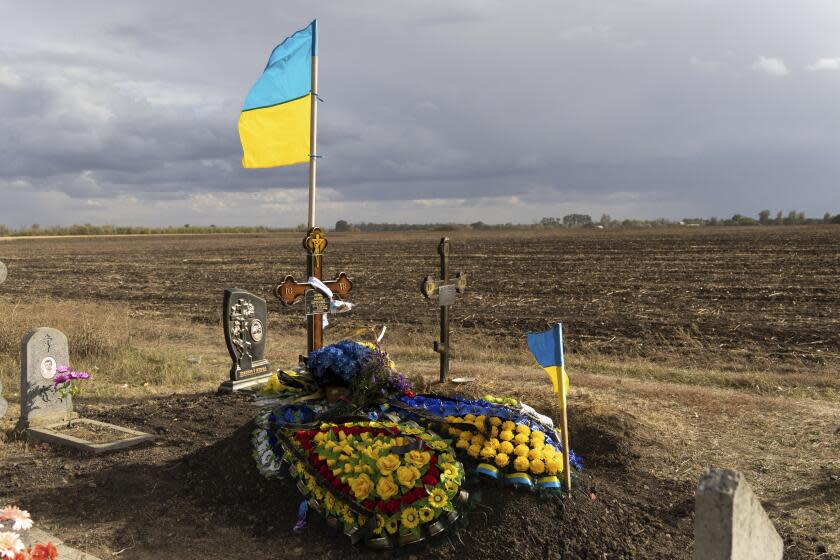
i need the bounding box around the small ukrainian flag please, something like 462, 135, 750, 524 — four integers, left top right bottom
526, 323, 569, 396
238, 21, 317, 168
528, 323, 573, 492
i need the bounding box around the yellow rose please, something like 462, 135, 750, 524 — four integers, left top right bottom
516, 424, 531, 435
488, 438, 501, 450
396, 465, 421, 488
499, 430, 514, 442
464, 414, 476, 422
467, 443, 482, 458
456, 438, 470, 450
499, 441, 514, 455
514, 433, 529, 445
440, 463, 459, 481
470, 434, 486, 446
543, 445, 557, 458
494, 453, 510, 468
514, 444, 530, 457
444, 479, 459, 494
489, 416, 503, 427
376, 475, 398, 500
513, 455, 530, 472
406, 450, 431, 468
459, 431, 472, 441
530, 459, 546, 475
501, 420, 516, 432
490, 426, 499, 438
479, 446, 497, 459
530, 430, 545, 443
376, 454, 401, 475
350, 473, 374, 501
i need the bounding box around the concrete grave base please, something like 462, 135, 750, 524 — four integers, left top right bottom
28, 417, 154, 454
22, 527, 102, 560
218, 371, 274, 394
695, 468, 783, 560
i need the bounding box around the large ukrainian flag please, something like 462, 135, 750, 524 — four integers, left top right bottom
238, 21, 317, 168
527, 323, 570, 396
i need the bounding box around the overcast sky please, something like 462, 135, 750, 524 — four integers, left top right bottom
0, 1, 838, 227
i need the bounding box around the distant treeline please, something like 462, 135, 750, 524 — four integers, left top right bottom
335, 210, 840, 232
536, 209, 840, 229
1, 209, 837, 237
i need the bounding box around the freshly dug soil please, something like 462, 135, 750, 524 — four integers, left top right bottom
0, 392, 816, 559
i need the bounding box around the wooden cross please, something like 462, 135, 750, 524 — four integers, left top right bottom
273, 227, 353, 354
420, 237, 466, 382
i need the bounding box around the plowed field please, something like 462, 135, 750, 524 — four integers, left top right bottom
2, 226, 838, 371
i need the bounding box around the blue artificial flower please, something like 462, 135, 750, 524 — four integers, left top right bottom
307, 339, 373, 386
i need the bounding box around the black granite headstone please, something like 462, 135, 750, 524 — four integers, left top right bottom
223, 288, 270, 382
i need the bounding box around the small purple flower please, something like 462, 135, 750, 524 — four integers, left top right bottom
53, 368, 91, 385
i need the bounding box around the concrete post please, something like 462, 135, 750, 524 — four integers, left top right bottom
695, 468, 783, 560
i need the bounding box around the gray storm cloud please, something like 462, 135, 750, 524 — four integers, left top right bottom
0, 0, 837, 226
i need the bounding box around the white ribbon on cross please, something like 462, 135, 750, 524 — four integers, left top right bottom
308, 276, 355, 329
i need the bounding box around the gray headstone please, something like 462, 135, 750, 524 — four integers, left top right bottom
17, 327, 71, 429
695, 468, 783, 560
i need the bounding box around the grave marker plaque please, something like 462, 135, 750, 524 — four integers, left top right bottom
420, 237, 467, 382
305, 289, 331, 315
220, 288, 273, 393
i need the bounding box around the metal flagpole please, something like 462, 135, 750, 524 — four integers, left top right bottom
558, 376, 572, 491
307, 23, 318, 229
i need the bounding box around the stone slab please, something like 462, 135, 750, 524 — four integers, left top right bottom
218, 371, 274, 394
28, 417, 154, 454
23, 527, 101, 560
695, 468, 783, 560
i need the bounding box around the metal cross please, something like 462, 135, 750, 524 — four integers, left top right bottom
420, 237, 467, 382
273, 227, 353, 354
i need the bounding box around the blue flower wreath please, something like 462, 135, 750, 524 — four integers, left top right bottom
306, 339, 373, 386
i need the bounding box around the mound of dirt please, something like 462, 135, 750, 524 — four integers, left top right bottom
0, 391, 804, 559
